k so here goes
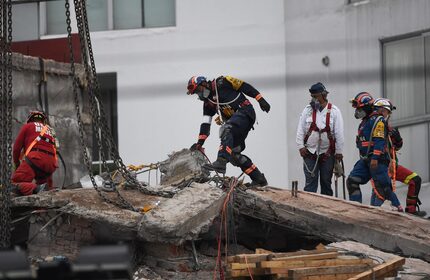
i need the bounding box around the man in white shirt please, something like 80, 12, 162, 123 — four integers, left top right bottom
296, 82, 344, 196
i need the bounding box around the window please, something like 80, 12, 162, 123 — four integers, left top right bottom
382, 30, 430, 182
45, 0, 175, 35
92, 73, 118, 174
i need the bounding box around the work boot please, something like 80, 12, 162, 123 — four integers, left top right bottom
247, 169, 268, 188
405, 205, 427, 217
33, 183, 47, 194
8, 184, 21, 198
203, 157, 227, 174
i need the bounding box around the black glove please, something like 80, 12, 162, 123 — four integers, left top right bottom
190, 143, 203, 152
258, 98, 271, 113
390, 127, 403, 148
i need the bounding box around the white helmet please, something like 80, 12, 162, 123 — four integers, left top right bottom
373, 98, 396, 112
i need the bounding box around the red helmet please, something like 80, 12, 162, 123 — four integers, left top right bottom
350, 92, 374, 108
187, 76, 207, 95
26, 110, 47, 123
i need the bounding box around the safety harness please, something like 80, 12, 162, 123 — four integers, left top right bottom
303, 103, 335, 176
303, 103, 335, 156
21, 125, 57, 180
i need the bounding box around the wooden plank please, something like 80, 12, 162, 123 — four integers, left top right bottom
227, 253, 269, 264
272, 252, 339, 262
225, 268, 266, 277
227, 262, 257, 270
228, 248, 338, 264
268, 248, 339, 260
288, 264, 370, 279
347, 257, 405, 280
260, 258, 374, 269
302, 273, 358, 280
255, 248, 272, 254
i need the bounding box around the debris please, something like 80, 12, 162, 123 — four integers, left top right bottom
226, 246, 404, 279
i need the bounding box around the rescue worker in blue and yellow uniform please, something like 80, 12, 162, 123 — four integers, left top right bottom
187, 75, 271, 187
346, 92, 394, 206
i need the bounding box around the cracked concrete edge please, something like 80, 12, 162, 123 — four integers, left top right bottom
235, 189, 430, 262
137, 183, 226, 244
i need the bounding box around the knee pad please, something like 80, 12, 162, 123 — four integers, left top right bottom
346, 176, 361, 195
230, 153, 251, 167
220, 123, 233, 142
373, 180, 390, 200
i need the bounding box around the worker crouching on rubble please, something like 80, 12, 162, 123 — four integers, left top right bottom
187, 75, 270, 187
347, 92, 394, 206
372, 98, 426, 216
296, 82, 344, 196
11, 111, 58, 196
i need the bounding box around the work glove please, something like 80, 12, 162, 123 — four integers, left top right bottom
390, 127, 403, 150
299, 147, 309, 158
258, 97, 271, 113
190, 143, 205, 153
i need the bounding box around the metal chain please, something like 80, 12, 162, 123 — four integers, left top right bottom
74, 0, 174, 198
76, 0, 172, 197
65, 0, 137, 211
0, 0, 13, 248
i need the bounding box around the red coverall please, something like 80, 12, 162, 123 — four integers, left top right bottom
389, 126, 423, 214
11, 121, 58, 195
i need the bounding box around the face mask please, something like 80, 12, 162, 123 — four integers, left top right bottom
310, 97, 320, 111
354, 108, 367, 119
197, 88, 210, 101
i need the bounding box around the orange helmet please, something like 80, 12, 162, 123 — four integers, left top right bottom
26, 110, 47, 123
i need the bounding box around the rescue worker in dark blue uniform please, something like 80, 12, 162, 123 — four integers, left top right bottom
347, 92, 394, 206
187, 75, 271, 187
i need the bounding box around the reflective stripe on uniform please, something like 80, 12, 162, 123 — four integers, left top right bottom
255, 94, 262, 101
202, 115, 212, 124
404, 172, 418, 184
245, 164, 256, 174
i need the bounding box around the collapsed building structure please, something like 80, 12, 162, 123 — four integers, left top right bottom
8, 148, 430, 279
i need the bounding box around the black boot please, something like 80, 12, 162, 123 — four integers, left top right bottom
203, 157, 227, 174
247, 168, 268, 188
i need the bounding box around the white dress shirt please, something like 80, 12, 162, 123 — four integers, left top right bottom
296, 103, 344, 155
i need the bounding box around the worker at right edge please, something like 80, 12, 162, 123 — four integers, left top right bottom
347, 92, 394, 206
372, 98, 426, 216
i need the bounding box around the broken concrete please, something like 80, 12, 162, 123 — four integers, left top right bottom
138, 182, 224, 243
235, 187, 430, 262
329, 241, 430, 280
12, 182, 224, 246
159, 148, 210, 187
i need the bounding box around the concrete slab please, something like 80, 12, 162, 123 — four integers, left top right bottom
138, 182, 225, 244
235, 187, 430, 261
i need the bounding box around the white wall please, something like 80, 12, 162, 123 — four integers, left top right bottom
285, 0, 430, 210
90, 0, 288, 187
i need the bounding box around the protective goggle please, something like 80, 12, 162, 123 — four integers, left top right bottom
187, 84, 197, 95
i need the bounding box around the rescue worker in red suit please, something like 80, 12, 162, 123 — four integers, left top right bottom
373, 98, 426, 216
11, 111, 58, 195
187, 75, 271, 187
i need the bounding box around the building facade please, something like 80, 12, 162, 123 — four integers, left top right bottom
12, 0, 430, 198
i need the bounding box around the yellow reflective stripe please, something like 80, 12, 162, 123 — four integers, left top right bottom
372, 120, 385, 138
404, 172, 418, 184
225, 76, 243, 91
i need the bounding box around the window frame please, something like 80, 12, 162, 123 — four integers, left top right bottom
381, 28, 430, 128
